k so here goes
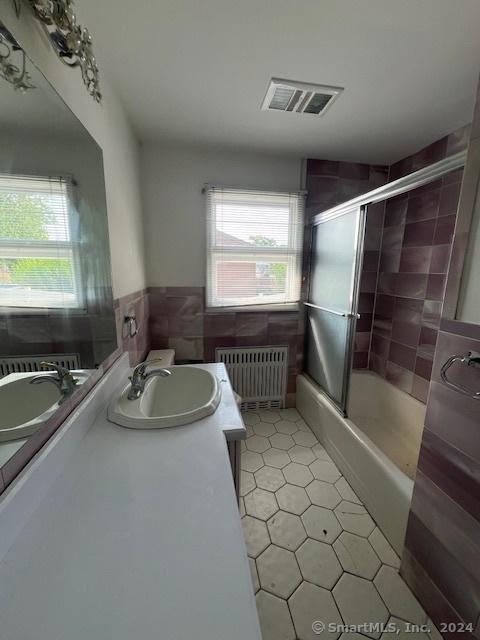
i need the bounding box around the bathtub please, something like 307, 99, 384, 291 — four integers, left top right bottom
296, 370, 426, 554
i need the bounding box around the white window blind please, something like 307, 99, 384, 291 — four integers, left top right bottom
206, 186, 304, 308
0, 174, 81, 309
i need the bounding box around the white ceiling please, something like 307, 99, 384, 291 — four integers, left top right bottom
78, 0, 480, 164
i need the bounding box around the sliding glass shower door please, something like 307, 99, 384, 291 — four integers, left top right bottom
304, 205, 366, 414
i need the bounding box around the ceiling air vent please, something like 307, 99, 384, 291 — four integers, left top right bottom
261, 78, 343, 116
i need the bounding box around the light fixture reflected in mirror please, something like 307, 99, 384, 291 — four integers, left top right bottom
0, 23, 35, 93
10, 0, 101, 102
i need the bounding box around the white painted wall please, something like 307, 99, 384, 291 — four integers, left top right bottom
2, 6, 146, 299
141, 144, 303, 286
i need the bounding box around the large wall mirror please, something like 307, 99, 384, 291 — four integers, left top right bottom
455, 139, 480, 325
0, 24, 117, 479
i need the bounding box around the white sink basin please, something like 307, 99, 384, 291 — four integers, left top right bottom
0, 370, 92, 442
108, 365, 222, 429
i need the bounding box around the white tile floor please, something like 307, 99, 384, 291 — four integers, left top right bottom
240, 408, 441, 640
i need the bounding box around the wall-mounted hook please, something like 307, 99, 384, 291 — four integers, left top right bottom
124, 315, 139, 338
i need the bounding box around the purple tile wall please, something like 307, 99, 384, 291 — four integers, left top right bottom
402, 322, 480, 639
369, 167, 464, 401
400, 81, 480, 639
114, 288, 151, 366
147, 286, 304, 407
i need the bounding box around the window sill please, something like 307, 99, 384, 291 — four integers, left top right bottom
205, 303, 300, 314
0, 306, 87, 316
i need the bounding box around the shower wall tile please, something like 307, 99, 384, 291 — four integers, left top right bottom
367, 128, 466, 400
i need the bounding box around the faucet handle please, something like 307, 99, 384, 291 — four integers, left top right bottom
40, 361, 72, 379
130, 357, 163, 380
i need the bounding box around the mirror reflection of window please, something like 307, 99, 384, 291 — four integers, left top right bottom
0, 174, 82, 310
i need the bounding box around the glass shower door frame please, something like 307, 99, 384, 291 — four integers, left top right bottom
304, 204, 367, 416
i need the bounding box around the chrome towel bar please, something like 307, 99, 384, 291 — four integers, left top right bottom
440, 351, 480, 399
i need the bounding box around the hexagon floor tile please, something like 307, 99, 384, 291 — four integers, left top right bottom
288, 444, 316, 466
301, 505, 342, 544
239, 470, 255, 497
296, 538, 342, 589
255, 465, 285, 492
257, 544, 302, 599
309, 459, 342, 483
275, 420, 299, 435
368, 528, 400, 569
242, 515, 270, 558
333, 531, 381, 580
292, 430, 318, 448
253, 421, 277, 437
244, 488, 279, 521
242, 412, 260, 426
278, 408, 301, 422
240, 409, 427, 640
241, 450, 264, 473
267, 510, 307, 551
306, 480, 342, 509
312, 442, 334, 461
333, 574, 389, 639
275, 483, 311, 515
374, 565, 427, 626
263, 447, 291, 469
334, 501, 376, 537
289, 582, 343, 640
260, 410, 282, 424
270, 432, 296, 450
335, 476, 362, 504
256, 590, 296, 640
283, 462, 314, 487
246, 434, 271, 453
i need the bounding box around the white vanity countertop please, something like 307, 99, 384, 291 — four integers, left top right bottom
0, 360, 260, 640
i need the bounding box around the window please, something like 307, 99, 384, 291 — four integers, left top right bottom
0, 174, 81, 310
206, 186, 304, 308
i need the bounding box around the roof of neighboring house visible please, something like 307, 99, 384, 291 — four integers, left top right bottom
216, 229, 250, 246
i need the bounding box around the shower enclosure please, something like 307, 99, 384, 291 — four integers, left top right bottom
304, 204, 366, 415
303, 150, 467, 417
299, 150, 467, 551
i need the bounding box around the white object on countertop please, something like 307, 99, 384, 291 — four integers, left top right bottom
0, 356, 258, 640
108, 365, 222, 429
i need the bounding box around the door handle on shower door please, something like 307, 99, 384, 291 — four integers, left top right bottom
302, 302, 360, 319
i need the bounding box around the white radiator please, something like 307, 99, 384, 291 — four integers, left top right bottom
216, 346, 288, 411
0, 354, 81, 378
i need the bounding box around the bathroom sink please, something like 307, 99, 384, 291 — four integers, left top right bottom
0, 370, 92, 442
108, 365, 222, 429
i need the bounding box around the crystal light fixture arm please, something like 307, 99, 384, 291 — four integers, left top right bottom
11, 0, 101, 102
0, 22, 35, 92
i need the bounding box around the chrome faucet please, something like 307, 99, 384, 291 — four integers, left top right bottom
128, 358, 172, 400
30, 362, 79, 404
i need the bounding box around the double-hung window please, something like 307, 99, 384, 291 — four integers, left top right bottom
206, 187, 304, 309
0, 174, 82, 310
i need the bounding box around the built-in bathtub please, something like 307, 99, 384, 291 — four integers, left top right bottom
296, 370, 426, 554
